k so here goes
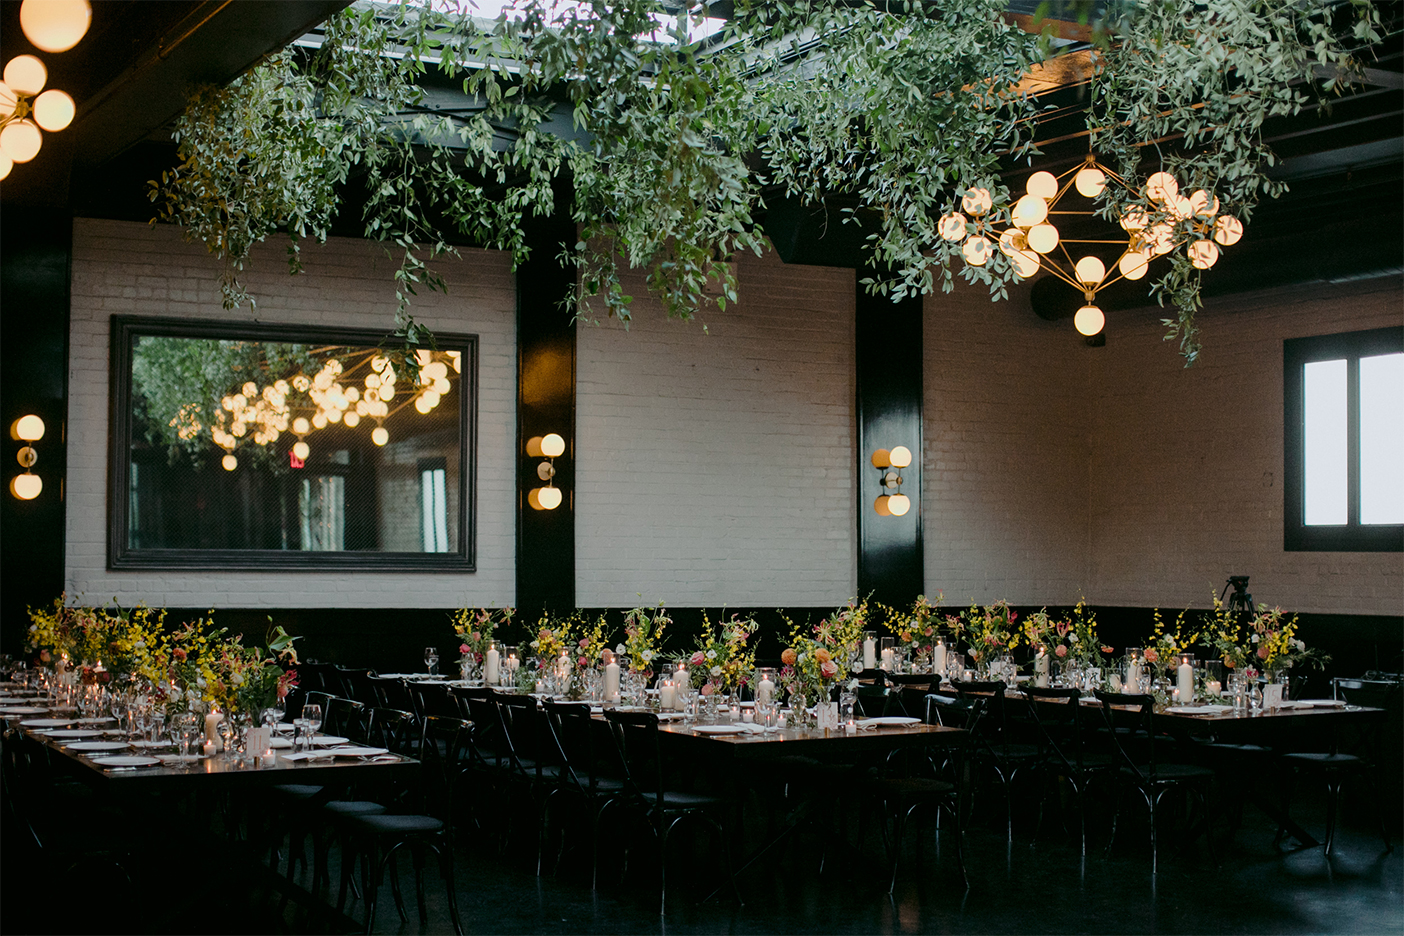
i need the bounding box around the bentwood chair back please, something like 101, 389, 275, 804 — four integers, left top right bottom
1023, 686, 1117, 855
1092, 689, 1214, 871
338, 667, 381, 707
370, 675, 415, 713
323, 697, 368, 743
408, 681, 457, 726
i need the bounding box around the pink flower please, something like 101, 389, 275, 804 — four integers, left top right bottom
469, 631, 481, 643
1144, 648, 1159, 663
923, 626, 934, 637
700, 682, 715, 696
690, 651, 706, 667
578, 656, 589, 668
39, 650, 50, 663
578, 637, 590, 648
820, 660, 838, 678
459, 643, 471, 655
173, 647, 187, 662
1055, 621, 1070, 637
1055, 645, 1068, 658
781, 648, 797, 666
1257, 646, 1269, 660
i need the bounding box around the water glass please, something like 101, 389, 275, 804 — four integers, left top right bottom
302, 703, 323, 744
424, 647, 439, 677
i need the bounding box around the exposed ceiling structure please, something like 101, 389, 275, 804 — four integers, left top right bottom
2, 0, 1398, 313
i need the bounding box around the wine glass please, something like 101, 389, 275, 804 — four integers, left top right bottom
149, 707, 167, 745
172, 713, 197, 770
424, 647, 439, 677
301, 703, 322, 749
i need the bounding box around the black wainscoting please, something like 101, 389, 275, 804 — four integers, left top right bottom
515, 194, 578, 613
855, 269, 923, 607
0, 211, 71, 656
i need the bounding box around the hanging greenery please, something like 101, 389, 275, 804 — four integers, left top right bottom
151, 0, 1381, 364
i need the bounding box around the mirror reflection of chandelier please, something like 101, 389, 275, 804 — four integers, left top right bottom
939, 154, 1244, 337
186, 349, 462, 472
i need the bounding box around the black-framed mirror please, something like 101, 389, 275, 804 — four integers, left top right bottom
108, 316, 477, 571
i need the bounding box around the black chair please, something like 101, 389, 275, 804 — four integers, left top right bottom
602, 709, 742, 914
340, 716, 467, 935
496, 693, 568, 871
1275, 683, 1393, 856
854, 685, 898, 718
865, 694, 976, 893
949, 680, 1039, 842
1093, 689, 1215, 872
370, 675, 416, 714
408, 681, 458, 732
324, 696, 369, 743
1022, 686, 1118, 855
339, 667, 382, 707
542, 700, 626, 884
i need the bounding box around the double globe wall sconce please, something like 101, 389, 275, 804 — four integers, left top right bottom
871, 445, 912, 517
526, 432, 566, 510
0, 0, 92, 180
10, 415, 45, 500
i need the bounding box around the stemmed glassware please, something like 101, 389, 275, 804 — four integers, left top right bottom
424, 647, 439, 677
149, 707, 167, 745
298, 703, 323, 752
171, 713, 198, 770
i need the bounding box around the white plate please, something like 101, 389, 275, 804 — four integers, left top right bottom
66, 741, 131, 753
156, 754, 210, 763
856, 716, 921, 727
268, 736, 293, 749
655, 712, 685, 721
326, 746, 390, 758
20, 717, 74, 728
1164, 705, 1233, 715
691, 725, 744, 735
309, 735, 349, 746
1301, 699, 1347, 708
128, 739, 175, 749
46, 729, 105, 739
92, 755, 162, 768
75, 717, 116, 725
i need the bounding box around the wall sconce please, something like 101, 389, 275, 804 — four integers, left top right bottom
526, 432, 566, 510
10, 414, 44, 500
871, 445, 912, 516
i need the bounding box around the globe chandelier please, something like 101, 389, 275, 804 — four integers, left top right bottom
0, 0, 92, 180
171, 349, 463, 472
939, 154, 1244, 337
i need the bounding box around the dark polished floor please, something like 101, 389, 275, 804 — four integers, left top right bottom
5, 773, 1400, 935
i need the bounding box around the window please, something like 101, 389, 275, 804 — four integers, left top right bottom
109, 316, 477, 570
1284, 326, 1404, 551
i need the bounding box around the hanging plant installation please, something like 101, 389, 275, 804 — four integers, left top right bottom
938, 154, 1246, 338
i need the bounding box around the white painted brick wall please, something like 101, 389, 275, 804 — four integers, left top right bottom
922, 281, 1093, 606
575, 248, 856, 607
66, 218, 517, 609
1089, 278, 1404, 615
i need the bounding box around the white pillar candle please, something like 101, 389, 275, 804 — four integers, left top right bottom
933, 641, 946, 677
1126, 663, 1142, 693
603, 658, 621, 703
776, 711, 787, 729
1177, 660, 1194, 703
660, 681, 676, 711
1034, 651, 1050, 688
205, 708, 223, 745
1206, 680, 1222, 697
880, 648, 894, 671
757, 677, 774, 706
742, 708, 754, 723
863, 638, 876, 670
484, 646, 500, 686
673, 667, 689, 709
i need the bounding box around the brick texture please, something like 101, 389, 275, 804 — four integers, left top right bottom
1088, 278, 1403, 615
574, 249, 857, 607
66, 219, 517, 608
922, 281, 1093, 607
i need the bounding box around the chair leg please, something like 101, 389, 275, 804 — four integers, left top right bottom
362, 841, 381, 936
387, 845, 409, 922
412, 842, 429, 923
888, 803, 909, 895
1324, 775, 1341, 857
436, 842, 465, 936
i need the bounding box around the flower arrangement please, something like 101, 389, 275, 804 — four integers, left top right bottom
685, 610, 757, 694
1143, 608, 1199, 684
1205, 594, 1328, 676
887, 592, 944, 658
453, 606, 515, 664
529, 613, 572, 668
961, 600, 1021, 665
779, 601, 865, 704
572, 613, 613, 669
620, 601, 669, 675
208, 622, 300, 716
1023, 600, 1106, 667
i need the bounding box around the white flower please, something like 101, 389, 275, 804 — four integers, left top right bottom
642, 650, 654, 662
231, 673, 244, 685
1069, 634, 1080, 644
196, 676, 207, 687
134, 640, 146, 649
710, 665, 722, 677
1251, 634, 1260, 644
615, 643, 626, 655
1292, 638, 1306, 651
706, 649, 717, 660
